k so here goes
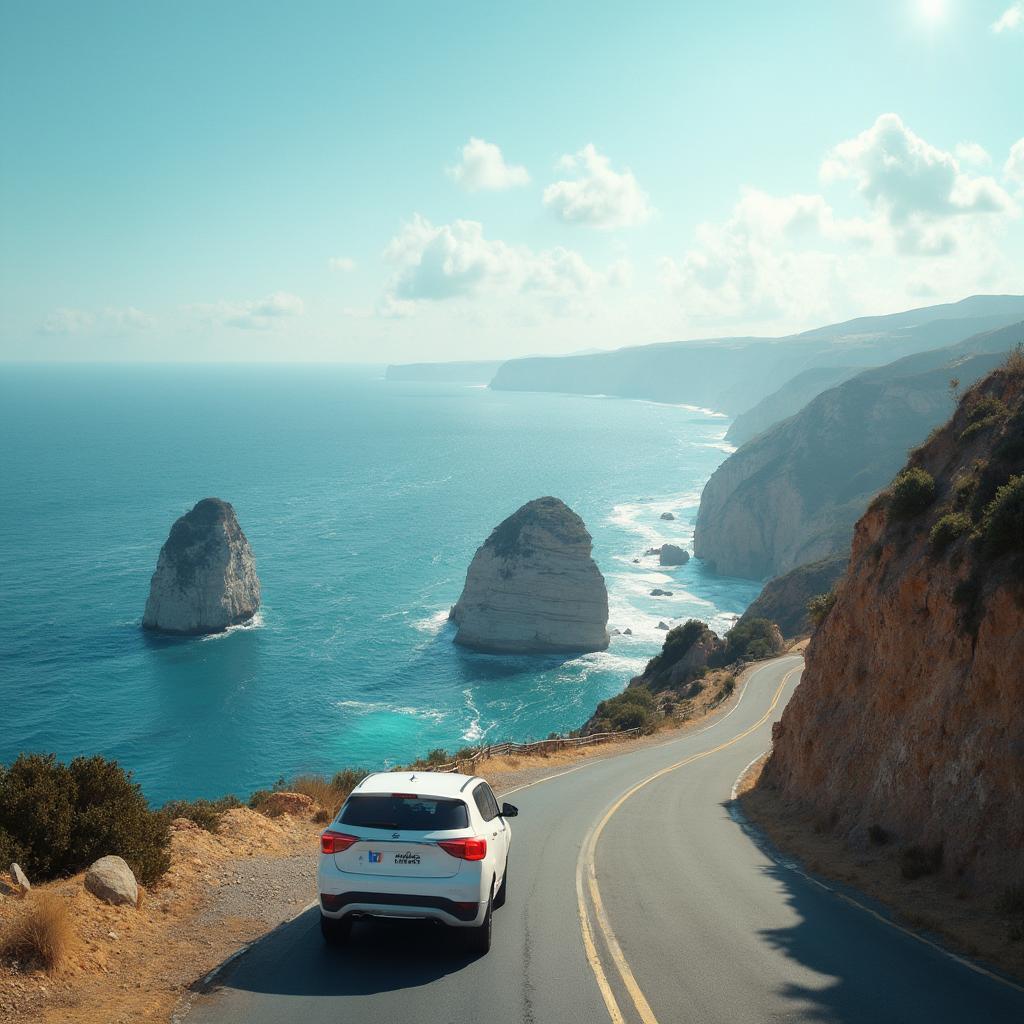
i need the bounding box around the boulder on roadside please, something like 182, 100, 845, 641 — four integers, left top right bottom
253, 791, 315, 818
85, 856, 138, 907
659, 544, 690, 566
10, 863, 30, 892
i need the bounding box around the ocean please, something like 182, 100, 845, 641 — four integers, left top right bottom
0, 364, 761, 804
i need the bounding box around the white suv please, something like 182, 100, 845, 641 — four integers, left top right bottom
317, 771, 517, 954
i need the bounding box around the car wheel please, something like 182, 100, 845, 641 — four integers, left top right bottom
466, 891, 493, 954
494, 860, 508, 909
320, 913, 351, 946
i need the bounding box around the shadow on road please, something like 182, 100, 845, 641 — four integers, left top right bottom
724, 799, 1024, 1023
195, 907, 480, 999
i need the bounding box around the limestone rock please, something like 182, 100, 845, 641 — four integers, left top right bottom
658, 544, 689, 566
85, 856, 138, 907
143, 498, 260, 635
451, 497, 609, 654
10, 863, 30, 892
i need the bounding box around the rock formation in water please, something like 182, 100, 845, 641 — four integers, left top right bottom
694, 322, 1023, 579
450, 497, 609, 654
658, 543, 689, 566
143, 498, 260, 635
761, 358, 1024, 886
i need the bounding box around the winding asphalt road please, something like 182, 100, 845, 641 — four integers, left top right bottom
183, 655, 1024, 1023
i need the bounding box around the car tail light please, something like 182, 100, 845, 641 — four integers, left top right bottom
438, 837, 487, 861
321, 831, 358, 854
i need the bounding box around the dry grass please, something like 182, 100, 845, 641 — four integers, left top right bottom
0, 892, 75, 972
289, 774, 345, 815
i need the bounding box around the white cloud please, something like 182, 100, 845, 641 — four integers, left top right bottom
40, 306, 155, 335
192, 291, 305, 330
328, 256, 356, 272
954, 141, 991, 167
380, 214, 623, 317
543, 144, 652, 228
1006, 138, 1024, 188
447, 137, 530, 191
821, 113, 1013, 254
661, 116, 1022, 331
992, 3, 1023, 31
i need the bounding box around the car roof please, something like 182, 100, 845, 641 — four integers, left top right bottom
352, 770, 481, 798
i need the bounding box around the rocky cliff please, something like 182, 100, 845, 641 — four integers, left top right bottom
737, 554, 847, 638
450, 497, 609, 654
761, 356, 1024, 887
143, 498, 260, 635
694, 322, 1024, 579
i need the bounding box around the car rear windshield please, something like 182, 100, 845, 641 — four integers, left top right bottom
339, 794, 469, 831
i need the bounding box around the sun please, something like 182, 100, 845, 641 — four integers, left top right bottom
918, 0, 946, 21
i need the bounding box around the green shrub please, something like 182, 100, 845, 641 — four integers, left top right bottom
592, 687, 660, 733
724, 618, 782, 662
952, 473, 978, 508
644, 619, 706, 677
0, 754, 170, 885
1003, 343, 1024, 379
960, 396, 1009, 442
929, 512, 972, 553
868, 824, 891, 846
889, 468, 936, 518
807, 590, 837, 626
978, 475, 1024, 555
161, 795, 242, 833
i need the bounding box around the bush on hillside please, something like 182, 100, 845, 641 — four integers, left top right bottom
978, 475, 1024, 555
806, 590, 837, 626
960, 396, 1009, 442
929, 512, 972, 553
160, 795, 242, 833
889, 468, 936, 518
643, 619, 706, 678
591, 687, 660, 734
1004, 342, 1024, 379
899, 843, 943, 881
0, 754, 170, 885
724, 617, 782, 662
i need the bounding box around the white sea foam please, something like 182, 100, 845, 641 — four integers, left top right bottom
461, 689, 494, 742
412, 609, 451, 634
333, 699, 447, 723
200, 612, 264, 641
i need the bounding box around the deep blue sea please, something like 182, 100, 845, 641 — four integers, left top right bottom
0, 365, 760, 804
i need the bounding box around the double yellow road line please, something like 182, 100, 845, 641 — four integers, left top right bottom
575, 665, 798, 1024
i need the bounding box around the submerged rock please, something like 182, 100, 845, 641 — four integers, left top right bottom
450, 496, 609, 654
660, 511, 676, 521
143, 498, 260, 635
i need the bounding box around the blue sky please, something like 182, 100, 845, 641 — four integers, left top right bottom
1, 1, 1022, 361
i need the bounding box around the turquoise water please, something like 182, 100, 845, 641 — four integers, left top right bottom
0, 365, 760, 804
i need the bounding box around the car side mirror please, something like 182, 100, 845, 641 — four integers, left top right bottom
501, 802, 519, 818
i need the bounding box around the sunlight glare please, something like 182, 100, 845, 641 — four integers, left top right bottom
918, 0, 946, 22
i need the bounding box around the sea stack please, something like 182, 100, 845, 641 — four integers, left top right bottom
142, 498, 260, 635
450, 497, 609, 654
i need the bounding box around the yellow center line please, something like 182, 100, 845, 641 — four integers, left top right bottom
576, 665, 799, 1024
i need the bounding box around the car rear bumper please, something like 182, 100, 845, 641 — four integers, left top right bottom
320, 890, 481, 924
317, 859, 490, 927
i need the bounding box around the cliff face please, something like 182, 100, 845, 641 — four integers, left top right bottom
694, 322, 1024, 579
450, 497, 609, 654
762, 359, 1024, 886
737, 554, 848, 638
143, 498, 260, 635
